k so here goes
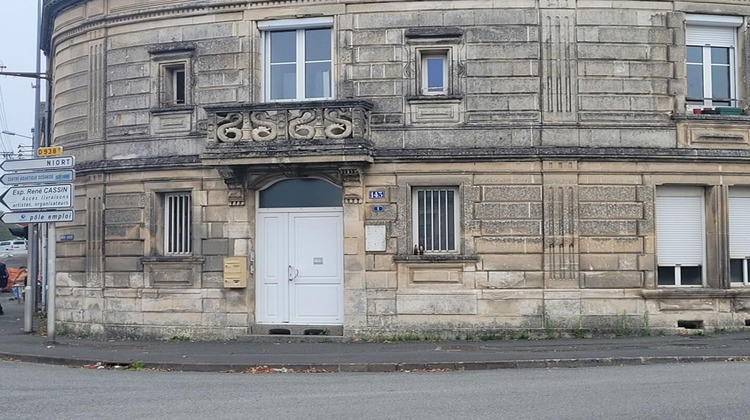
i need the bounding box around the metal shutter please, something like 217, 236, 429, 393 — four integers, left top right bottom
656, 187, 704, 265
729, 188, 750, 258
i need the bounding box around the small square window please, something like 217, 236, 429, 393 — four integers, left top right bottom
164, 192, 192, 255
412, 187, 458, 253
421, 51, 449, 95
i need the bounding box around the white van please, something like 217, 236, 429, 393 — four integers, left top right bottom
11, 239, 26, 251
0, 241, 12, 252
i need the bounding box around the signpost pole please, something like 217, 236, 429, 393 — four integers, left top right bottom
47, 223, 56, 342
26, 0, 44, 333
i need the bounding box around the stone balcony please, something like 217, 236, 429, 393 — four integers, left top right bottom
203, 100, 374, 165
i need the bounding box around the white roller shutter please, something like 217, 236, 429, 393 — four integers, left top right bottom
686, 25, 736, 47
656, 187, 704, 265
729, 188, 750, 258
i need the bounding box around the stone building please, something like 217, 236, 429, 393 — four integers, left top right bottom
41, 0, 750, 339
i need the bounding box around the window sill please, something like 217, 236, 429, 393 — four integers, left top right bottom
141, 256, 204, 264
150, 105, 194, 114
642, 288, 750, 299
406, 95, 462, 103
673, 113, 750, 123
394, 254, 478, 264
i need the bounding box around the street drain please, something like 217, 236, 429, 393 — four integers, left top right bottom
269, 328, 291, 335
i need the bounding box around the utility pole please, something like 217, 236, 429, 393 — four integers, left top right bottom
25, 0, 44, 334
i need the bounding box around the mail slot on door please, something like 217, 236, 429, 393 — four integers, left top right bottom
223, 257, 248, 288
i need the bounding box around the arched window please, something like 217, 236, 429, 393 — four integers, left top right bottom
259, 178, 342, 208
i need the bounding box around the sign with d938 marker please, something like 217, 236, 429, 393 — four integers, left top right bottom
36, 146, 63, 157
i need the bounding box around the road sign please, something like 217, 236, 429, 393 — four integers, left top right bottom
0, 169, 75, 186
0, 184, 74, 211
36, 146, 63, 157
0, 156, 75, 172
1, 210, 74, 224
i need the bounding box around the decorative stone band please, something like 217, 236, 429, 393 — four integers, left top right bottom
205, 100, 373, 143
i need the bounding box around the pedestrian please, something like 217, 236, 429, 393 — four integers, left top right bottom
0, 262, 7, 315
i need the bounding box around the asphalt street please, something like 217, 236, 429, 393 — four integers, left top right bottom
2, 360, 748, 419
1, 249, 27, 268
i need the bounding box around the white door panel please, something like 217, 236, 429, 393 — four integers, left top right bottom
289, 212, 343, 323
256, 213, 288, 323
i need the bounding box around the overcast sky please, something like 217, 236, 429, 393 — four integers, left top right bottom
0, 2, 43, 211
0, 1, 41, 156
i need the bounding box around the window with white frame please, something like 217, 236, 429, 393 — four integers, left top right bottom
686, 14, 743, 109
656, 187, 705, 286
420, 50, 449, 95
164, 192, 192, 255
412, 187, 458, 253
260, 17, 333, 101
729, 188, 750, 285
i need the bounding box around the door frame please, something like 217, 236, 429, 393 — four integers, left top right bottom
255, 206, 344, 325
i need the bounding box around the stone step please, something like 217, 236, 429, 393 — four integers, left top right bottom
235, 334, 346, 343
250, 324, 344, 336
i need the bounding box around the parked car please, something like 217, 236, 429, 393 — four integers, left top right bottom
11, 240, 26, 251
0, 241, 12, 252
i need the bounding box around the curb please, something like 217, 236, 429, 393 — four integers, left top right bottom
2, 352, 749, 373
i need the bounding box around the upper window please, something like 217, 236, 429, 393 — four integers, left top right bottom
729, 188, 750, 285
686, 15, 743, 109
412, 187, 459, 253
148, 43, 195, 109
656, 187, 705, 286
420, 50, 449, 95
260, 18, 333, 101
164, 192, 192, 256
161, 63, 186, 106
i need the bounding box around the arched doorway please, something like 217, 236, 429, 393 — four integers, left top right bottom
255, 178, 344, 325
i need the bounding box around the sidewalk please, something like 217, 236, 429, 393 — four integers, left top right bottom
2, 294, 750, 372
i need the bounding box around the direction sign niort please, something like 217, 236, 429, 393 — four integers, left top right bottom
0, 156, 75, 172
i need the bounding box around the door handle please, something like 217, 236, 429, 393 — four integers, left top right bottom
288, 265, 299, 281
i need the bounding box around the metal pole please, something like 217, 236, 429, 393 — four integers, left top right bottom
40, 225, 47, 310
47, 223, 56, 342
25, 0, 43, 333
23, 231, 33, 332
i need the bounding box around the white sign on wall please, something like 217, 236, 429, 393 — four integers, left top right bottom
365, 225, 387, 252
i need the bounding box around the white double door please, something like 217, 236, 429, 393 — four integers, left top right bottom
256, 208, 343, 324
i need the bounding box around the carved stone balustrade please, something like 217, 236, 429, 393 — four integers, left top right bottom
202, 100, 375, 196
206, 100, 372, 144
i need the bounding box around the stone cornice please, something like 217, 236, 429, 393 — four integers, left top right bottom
374, 146, 750, 163
43, 0, 750, 52
75, 155, 202, 175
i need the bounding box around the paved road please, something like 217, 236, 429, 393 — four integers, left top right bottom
1, 249, 27, 267
1, 360, 747, 419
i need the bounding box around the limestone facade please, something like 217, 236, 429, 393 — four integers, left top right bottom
42, 0, 750, 339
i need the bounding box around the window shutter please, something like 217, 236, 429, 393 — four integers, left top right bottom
729, 189, 750, 257
686, 26, 735, 47
656, 188, 704, 265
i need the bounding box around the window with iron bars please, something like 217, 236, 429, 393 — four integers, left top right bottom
164, 192, 192, 255
412, 187, 458, 253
